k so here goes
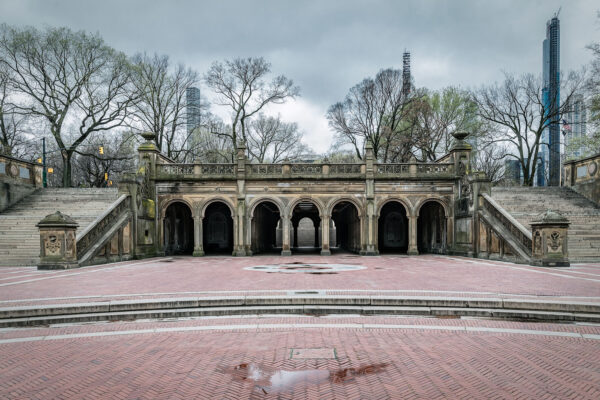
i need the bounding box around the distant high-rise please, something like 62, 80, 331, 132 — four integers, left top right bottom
564, 94, 587, 159
541, 15, 560, 186
402, 51, 411, 96
186, 87, 201, 135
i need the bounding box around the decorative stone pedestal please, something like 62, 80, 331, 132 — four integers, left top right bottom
530, 210, 570, 267
37, 211, 79, 270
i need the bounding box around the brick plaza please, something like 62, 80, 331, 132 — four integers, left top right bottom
1, 255, 599, 399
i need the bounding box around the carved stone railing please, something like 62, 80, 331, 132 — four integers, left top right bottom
249, 164, 283, 176
0, 153, 43, 186
417, 163, 454, 175
76, 195, 130, 259
327, 163, 363, 175
290, 163, 323, 175
376, 164, 410, 175
157, 164, 194, 176
154, 161, 458, 181
481, 193, 532, 253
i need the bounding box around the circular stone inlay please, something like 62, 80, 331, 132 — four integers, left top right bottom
245, 263, 366, 273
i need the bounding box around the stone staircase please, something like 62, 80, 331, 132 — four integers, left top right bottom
0, 188, 120, 267
491, 187, 600, 263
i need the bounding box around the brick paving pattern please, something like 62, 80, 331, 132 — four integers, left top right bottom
1, 317, 599, 399
0, 256, 599, 306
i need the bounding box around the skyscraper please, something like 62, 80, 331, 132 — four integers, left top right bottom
541, 15, 560, 186
564, 93, 587, 159
186, 87, 201, 135
186, 87, 201, 156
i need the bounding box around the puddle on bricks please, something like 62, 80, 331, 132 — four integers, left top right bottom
245, 262, 366, 274
223, 362, 389, 394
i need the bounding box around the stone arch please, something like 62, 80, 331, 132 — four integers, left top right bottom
160, 198, 196, 219
202, 199, 234, 254
248, 196, 285, 218
200, 197, 235, 219
326, 197, 364, 218
416, 198, 448, 254
248, 198, 283, 254
377, 199, 410, 254
376, 197, 414, 218
330, 198, 362, 253
414, 196, 450, 218
286, 197, 326, 218
162, 201, 194, 255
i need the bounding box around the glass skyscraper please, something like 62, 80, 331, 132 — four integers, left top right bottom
541, 16, 560, 186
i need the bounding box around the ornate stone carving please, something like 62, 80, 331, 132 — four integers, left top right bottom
376, 164, 409, 175
548, 231, 562, 253
291, 164, 322, 174
45, 235, 61, 256
588, 161, 597, 176
251, 164, 283, 175
533, 231, 542, 256
329, 164, 362, 174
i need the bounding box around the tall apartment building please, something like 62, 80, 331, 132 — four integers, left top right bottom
540, 15, 560, 186
564, 94, 587, 159
186, 87, 202, 156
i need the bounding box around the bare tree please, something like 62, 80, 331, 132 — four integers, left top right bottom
246, 114, 307, 162
473, 143, 507, 183
129, 53, 200, 161
72, 131, 137, 187
0, 24, 136, 186
204, 57, 300, 159
409, 87, 483, 161
471, 72, 583, 186
327, 68, 413, 162
0, 65, 28, 157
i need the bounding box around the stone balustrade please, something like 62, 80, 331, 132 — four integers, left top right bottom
563, 152, 600, 204
154, 161, 455, 181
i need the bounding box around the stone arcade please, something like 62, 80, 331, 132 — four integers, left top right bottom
133, 131, 476, 259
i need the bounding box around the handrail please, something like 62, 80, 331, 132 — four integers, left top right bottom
76, 194, 130, 258
481, 193, 532, 251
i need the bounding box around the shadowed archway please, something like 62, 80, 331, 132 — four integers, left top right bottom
251, 201, 281, 254
203, 201, 233, 254
163, 202, 194, 255
417, 201, 447, 254
331, 201, 361, 253
378, 201, 409, 254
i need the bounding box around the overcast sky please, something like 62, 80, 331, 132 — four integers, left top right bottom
1, 0, 598, 152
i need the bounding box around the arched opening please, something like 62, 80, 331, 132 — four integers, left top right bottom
203, 202, 233, 254
378, 201, 409, 254
163, 202, 194, 255
417, 201, 447, 254
331, 201, 361, 254
251, 201, 281, 254
290, 201, 321, 254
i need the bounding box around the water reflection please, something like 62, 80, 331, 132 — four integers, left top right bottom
228, 362, 388, 394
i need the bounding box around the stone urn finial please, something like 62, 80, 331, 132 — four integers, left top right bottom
141, 132, 156, 142
452, 131, 469, 141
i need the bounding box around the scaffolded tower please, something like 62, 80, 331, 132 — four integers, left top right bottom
402, 51, 411, 96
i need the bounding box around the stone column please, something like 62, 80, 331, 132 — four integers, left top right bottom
313, 220, 320, 248
37, 211, 79, 270
530, 210, 570, 267
281, 216, 292, 256
320, 215, 331, 255
193, 216, 204, 256
293, 220, 299, 248
408, 215, 419, 255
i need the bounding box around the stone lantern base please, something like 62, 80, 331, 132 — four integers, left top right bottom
37, 211, 80, 270
530, 210, 570, 268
